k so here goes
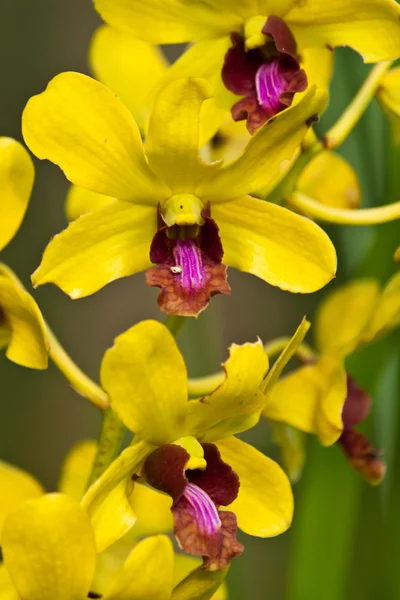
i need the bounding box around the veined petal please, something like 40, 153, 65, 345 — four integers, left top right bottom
264, 356, 347, 446
362, 271, 400, 342
22, 72, 168, 201
286, 0, 400, 62
197, 86, 327, 202
2, 493, 96, 600
147, 38, 235, 145
171, 564, 228, 600
65, 184, 114, 221
0, 564, 19, 600
296, 151, 361, 209
101, 320, 188, 445
90, 25, 168, 133
0, 138, 34, 251
82, 441, 155, 552
216, 437, 293, 536
186, 340, 268, 441
0, 265, 49, 369
213, 195, 337, 293
94, 0, 242, 43
32, 201, 155, 298
315, 279, 380, 356
0, 461, 44, 543
102, 536, 174, 600
58, 440, 97, 501
145, 78, 216, 191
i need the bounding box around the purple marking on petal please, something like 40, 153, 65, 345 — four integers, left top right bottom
255, 60, 286, 115
182, 483, 221, 537
174, 239, 205, 291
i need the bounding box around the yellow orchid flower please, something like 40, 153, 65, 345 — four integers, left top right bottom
94, 0, 400, 136
264, 272, 400, 484
80, 319, 296, 571
0, 441, 226, 599
1, 493, 175, 600
0, 137, 48, 369
23, 75, 335, 317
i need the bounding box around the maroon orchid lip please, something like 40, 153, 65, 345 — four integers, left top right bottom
337, 376, 385, 484
143, 443, 244, 570
338, 429, 385, 485
222, 16, 307, 134
342, 375, 372, 429
145, 208, 231, 317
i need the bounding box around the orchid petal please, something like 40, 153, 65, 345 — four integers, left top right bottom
32, 201, 155, 298
101, 320, 188, 445
94, 0, 241, 43
65, 184, 114, 221
2, 494, 96, 600
213, 195, 337, 293
58, 440, 97, 502
296, 151, 361, 210
264, 356, 347, 446
287, 0, 400, 62
146, 78, 217, 191
0, 138, 34, 251
0, 265, 49, 369
90, 25, 168, 133
22, 72, 168, 201
197, 86, 327, 202
216, 437, 293, 536
0, 461, 44, 544
82, 441, 155, 552
103, 535, 174, 600
315, 279, 380, 356
187, 340, 268, 441
362, 271, 400, 342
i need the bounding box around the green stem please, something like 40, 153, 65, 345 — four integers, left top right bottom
46, 326, 109, 410
87, 407, 127, 486
165, 314, 187, 337
324, 61, 392, 149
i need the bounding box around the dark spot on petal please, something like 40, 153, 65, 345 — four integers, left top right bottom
267, 116, 277, 125
326, 44, 334, 51
88, 593, 102, 599
306, 113, 319, 126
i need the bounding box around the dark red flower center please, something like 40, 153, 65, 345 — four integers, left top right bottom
222, 16, 308, 134
142, 442, 244, 570
145, 207, 231, 317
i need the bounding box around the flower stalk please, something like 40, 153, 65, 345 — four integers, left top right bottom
324, 60, 393, 149
290, 191, 400, 224
87, 406, 127, 486
46, 325, 109, 410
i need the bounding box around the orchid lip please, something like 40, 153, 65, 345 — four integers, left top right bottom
172, 239, 205, 291
255, 61, 283, 113
181, 482, 222, 537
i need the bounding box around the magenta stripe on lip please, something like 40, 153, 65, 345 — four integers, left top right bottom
174, 239, 205, 291
182, 483, 222, 536
255, 60, 285, 113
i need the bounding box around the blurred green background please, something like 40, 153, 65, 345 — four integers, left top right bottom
0, 2, 399, 599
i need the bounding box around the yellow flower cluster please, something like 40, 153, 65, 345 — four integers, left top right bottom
1, 0, 400, 597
